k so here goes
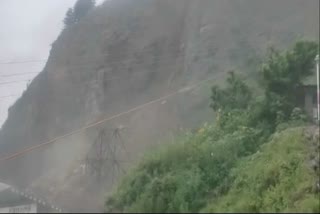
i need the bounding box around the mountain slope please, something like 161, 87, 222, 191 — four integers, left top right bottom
0, 0, 319, 212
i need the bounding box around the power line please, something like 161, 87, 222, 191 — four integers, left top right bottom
0, 48, 214, 86
0, 79, 29, 86
0, 50, 183, 85
0, 72, 40, 78
0, 94, 20, 99
0, 45, 200, 69
0, 75, 217, 163
0, 53, 186, 86
0, 59, 47, 65
0, 53, 185, 76
0, 61, 171, 87
0, 48, 185, 66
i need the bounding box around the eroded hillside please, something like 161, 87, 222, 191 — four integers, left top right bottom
0, 0, 318, 212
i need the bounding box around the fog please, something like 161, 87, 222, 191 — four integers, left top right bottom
0, 0, 318, 212
0, 0, 104, 127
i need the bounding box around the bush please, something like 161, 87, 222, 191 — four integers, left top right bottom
203, 128, 320, 213
105, 123, 265, 213
211, 71, 252, 112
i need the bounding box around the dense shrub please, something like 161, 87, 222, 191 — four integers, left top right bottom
203, 128, 320, 213
106, 124, 265, 213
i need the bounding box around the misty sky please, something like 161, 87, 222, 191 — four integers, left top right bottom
0, 0, 104, 127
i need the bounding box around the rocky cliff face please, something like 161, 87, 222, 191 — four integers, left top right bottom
0, 0, 318, 212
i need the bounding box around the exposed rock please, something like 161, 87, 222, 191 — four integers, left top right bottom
0, 0, 319, 212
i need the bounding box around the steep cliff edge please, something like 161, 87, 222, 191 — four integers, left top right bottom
0, 0, 318, 212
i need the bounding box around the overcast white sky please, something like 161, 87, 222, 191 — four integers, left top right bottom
0, 0, 104, 127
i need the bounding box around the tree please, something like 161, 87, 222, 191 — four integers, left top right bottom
210, 41, 318, 130
63, 8, 75, 27
262, 41, 318, 99
210, 71, 252, 112
260, 41, 318, 121
73, 0, 96, 22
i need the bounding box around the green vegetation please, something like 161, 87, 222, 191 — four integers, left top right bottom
106, 122, 267, 213
260, 41, 319, 124
105, 41, 319, 213
203, 127, 319, 213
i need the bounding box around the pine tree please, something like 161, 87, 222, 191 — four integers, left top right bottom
63, 8, 75, 27
73, 0, 95, 22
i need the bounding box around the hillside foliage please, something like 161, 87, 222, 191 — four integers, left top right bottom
203, 127, 319, 213
63, 0, 95, 27
105, 41, 319, 213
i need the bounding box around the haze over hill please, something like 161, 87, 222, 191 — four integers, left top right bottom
0, 0, 319, 212
0, 0, 105, 126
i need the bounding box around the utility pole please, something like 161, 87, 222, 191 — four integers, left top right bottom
316, 54, 319, 123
